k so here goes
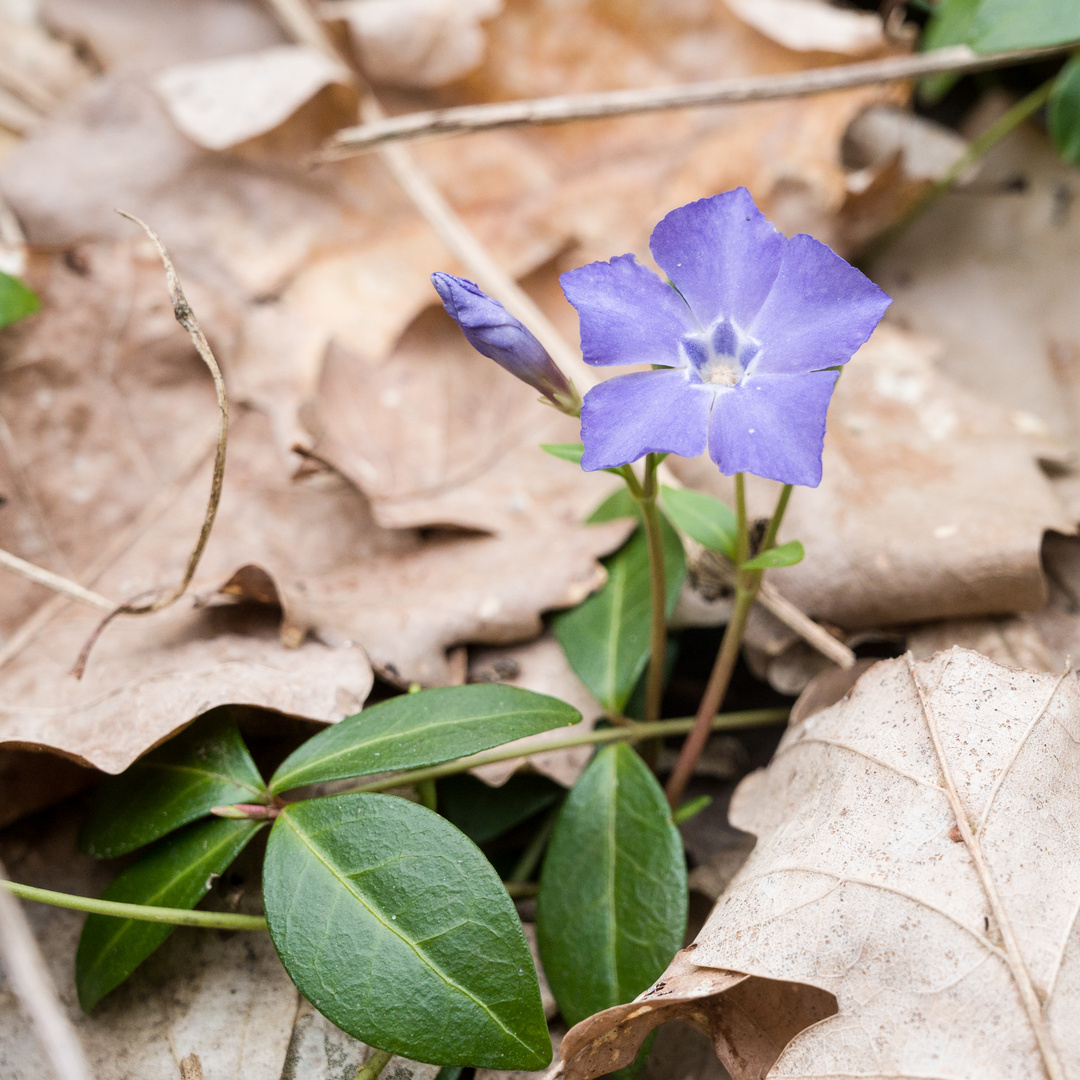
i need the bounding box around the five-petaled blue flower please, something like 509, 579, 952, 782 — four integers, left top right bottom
561, 187, 891, 487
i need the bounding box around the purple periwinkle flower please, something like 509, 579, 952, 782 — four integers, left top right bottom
561, 188, 891, 486
432, 272, 579, 413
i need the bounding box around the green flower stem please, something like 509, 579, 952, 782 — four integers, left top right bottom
416, 779, 438, 811
664, 479, 794, 809
340, 707, 788, 796
637, 453, 668, 725
354, 1047, 394, 1080
0, 880, 268, 930
864, 75, 1057, 260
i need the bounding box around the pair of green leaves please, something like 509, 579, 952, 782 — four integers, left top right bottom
921, 0, 1080, 167
77, 687, 581, 1069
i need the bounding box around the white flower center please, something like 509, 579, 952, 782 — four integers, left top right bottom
679, 318, 760, 389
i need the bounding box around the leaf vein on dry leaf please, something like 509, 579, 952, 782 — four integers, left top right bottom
1043, 871, 1080, 1005
975, 669, 1069, 835
282, 814, 534, 1052
730, 867, 1007, 961
906, 656, 1065, 1080
778, 736, 946, 794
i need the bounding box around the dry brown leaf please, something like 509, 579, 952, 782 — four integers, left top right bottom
153, 44, 357, 151
325, 0, 503, 89
0, 240, 624, 770
563, 648, 1080, 1079
674, 324, 1071, 629
723, 0, 886, 56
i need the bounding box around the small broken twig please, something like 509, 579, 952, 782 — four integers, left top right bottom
0, 548, 115, 611
71, 213, 229, 678
323, 42, 1079, 157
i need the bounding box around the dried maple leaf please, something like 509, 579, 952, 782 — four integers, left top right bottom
562, 648, 1080, 1080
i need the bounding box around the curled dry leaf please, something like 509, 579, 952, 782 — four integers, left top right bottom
324, 0, 503, 89
723, 0, 887, 57
563, 648, 1080, 1080
153, 45, 357, 151
674, 324, 1071, 629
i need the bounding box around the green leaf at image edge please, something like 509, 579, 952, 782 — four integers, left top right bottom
553, 519, 686, 714
971, 0, 1080, 51
269, 684, 580, 795
0, 271, 40, 330
263, 793, 551, 1069
76, 817, 263, 1011
79, 710, 267, 858
1050, 55, 1080, 166
587, 486, 639, 523
536, 744, 687, 1027
741, 539, 805, 570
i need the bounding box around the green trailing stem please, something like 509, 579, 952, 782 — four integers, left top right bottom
635, 454, 669, 726
354, 1048, 394, 1080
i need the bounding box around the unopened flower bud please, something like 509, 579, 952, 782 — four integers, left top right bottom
432, 273, 579, 413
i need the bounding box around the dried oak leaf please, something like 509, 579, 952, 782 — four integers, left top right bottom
673, 324, 1072, 629
563, 648, 1080, 1080
0, 242, 623, 771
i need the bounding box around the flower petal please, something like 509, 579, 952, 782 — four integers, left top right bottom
560, 255, 695, 368
747, 234, 891, 376
708, 370, 840, 487
649, 188, 784, 331
580, 369, 711, 471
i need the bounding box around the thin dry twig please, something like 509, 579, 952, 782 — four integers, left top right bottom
71, 213, 229, 678
0, 548, 114, 611
324, 42, 1078, 156
0, 859, 93, 1080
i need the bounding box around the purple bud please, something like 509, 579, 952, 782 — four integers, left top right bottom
432, 272, 578, 411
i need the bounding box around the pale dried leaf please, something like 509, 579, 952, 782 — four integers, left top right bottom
154, 45, 356, 151
673, 325, 1071, 629
325, 0, 502, 88
563, 649, 1080, 1079
724, 0, 886, 56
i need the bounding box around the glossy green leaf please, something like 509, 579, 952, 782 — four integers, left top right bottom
918, 0, 980, 102
0, 271, 40, 329
660, 485, 737, 559
586, 486, 639, 523
1050, 56, 1080, 166
76, 818, 262, 1010
270, 685, 580, 795
972, 0, 1080, 51
553, 520, 685, 713
264, 793, 551, 1068
438, 772, 563, 845
741, 539, 805, 570
540, 442, 584, 464
536, 744, 687, 1027
79, 710, 267, 858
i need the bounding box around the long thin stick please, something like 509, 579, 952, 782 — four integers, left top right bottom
324, 43, 1078, 157
0, 548, 114, 611
0, 862, 93, 1080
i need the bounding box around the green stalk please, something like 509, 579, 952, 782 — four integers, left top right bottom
507, 809, 558, 885
665, 478, 794, 808
637, 453, 668, 725
0, 881, 267, 930
354, 1048, 394, 1080
340, 707, 788, 795
863, 76, 1057, 260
